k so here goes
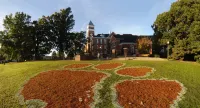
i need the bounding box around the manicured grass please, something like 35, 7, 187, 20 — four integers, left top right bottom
0, 60, 200, 107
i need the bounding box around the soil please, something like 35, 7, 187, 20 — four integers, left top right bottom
21, 70, 106, 108
64, 64, 91, 69
116, 80, 182, 108
94, 63, 123, 70
116, 67, 152, 77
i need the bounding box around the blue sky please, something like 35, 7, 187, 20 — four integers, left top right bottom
0, 0, 176, 35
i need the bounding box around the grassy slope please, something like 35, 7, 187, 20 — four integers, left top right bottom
0, 60, 200, 108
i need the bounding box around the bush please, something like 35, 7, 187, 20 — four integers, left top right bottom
195, 55, 200, 63
167, 56, 173, 60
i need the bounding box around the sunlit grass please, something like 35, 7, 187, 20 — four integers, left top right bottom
0, 60, 199, 107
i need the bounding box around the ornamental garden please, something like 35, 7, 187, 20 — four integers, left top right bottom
17, 62, 186, 108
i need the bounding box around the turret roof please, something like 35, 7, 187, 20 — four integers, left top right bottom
88, 21, 94, 26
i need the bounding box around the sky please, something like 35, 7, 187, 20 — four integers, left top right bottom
0, 0, 176, 35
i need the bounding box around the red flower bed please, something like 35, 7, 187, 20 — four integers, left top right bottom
116, 67, 153, 77
21, 70, 106, 108
116, 80, 182, 108
64, 64, 91, 69
94, 63, 123, 70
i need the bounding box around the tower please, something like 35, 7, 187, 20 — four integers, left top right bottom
87, 21, 95, 37
85, 21, 95, 54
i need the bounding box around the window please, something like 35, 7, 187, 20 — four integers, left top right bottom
104, 39, 107, 44
97, 39, 99, 44
100, 39, 102, 44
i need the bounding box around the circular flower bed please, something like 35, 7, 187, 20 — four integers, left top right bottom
94, 63, 124, 70
64, 63, 92, 69
115, 80, 183, 108
116, 67, 153, 77
20, 70, 107, 108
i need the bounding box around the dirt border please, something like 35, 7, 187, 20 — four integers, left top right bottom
115, 66, 155, 78
92, 63, 126, 71
16, 69, 111, 108
111, 79, 187, 108
63, 63, 93, 69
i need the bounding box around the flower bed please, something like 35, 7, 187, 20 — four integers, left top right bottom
20, 70, 107, 108
116, 67, 153, 77
94, 63, 124, 70
115, 80, 183, 108
64, 63, 92, 69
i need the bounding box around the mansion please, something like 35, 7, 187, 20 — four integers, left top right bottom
85, 21, 153, 57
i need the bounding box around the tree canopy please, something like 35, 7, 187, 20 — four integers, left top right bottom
0, 12, 32, 61
48, 8, 75, 59
152, 0, 200, 61
0, 8, 86, 61
137, 37, 152, 54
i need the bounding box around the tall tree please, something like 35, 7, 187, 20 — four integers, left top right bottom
31, 17, 53, 60
49, 8, 75, 59
1, 12, 32, 61
152, 0, 200, 61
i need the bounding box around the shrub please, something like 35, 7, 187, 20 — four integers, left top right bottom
195, 55, 200, 63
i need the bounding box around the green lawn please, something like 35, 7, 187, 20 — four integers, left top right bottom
0, 60, 200, 108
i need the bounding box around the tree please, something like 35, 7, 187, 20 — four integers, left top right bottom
0, 7, 78, 61
137, 37, 152, 54
66, 31, 86, 58
0, 43, 5, 60
152, 0, 200, 61
0, 12, 55, 61
48, 8, 75, 59
1, 12, 32, 61
31, 17, 54, 60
